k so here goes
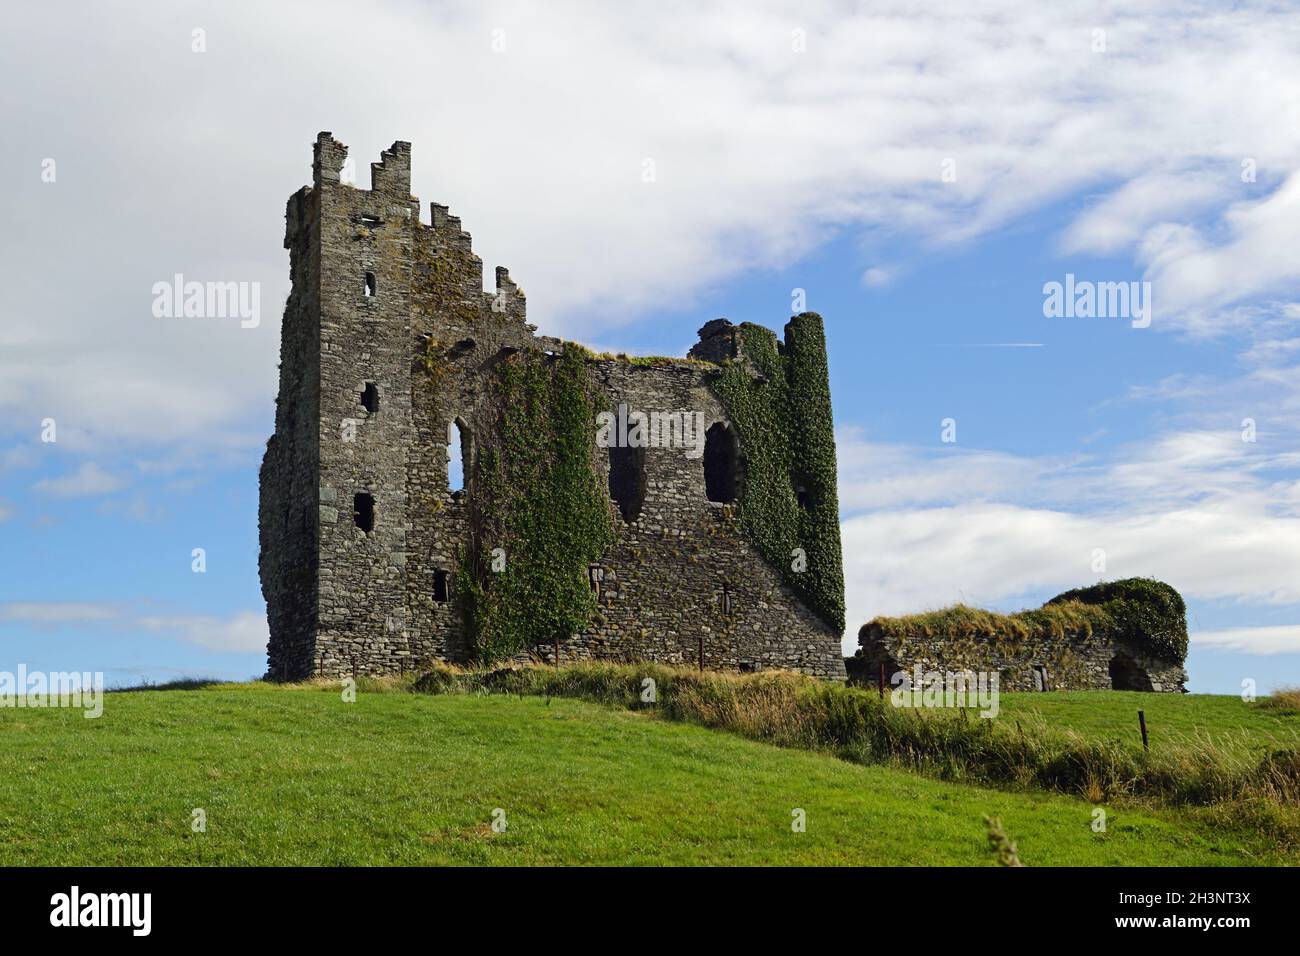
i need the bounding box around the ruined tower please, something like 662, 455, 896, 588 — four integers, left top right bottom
260, 133, 846, 680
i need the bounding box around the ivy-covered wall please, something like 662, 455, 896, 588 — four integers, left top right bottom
456, 348, 613, 662
1046, 578, 1187, 663
569, 351, 846, 679
443, 317, 847, 676
709, 314, 846, 634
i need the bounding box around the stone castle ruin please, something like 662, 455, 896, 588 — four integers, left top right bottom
848, 578, 1190, 693
259, 134, 847, 681
257, 134, 1186, 695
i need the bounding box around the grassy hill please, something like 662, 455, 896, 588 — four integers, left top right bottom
988, 690, 1300, 760
0, 681, 1294, 866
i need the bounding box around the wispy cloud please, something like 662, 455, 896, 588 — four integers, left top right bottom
1061, 167, 1231, 257
137, 611, 268, 654
837, 413, 1300, 652
0, 602, 122, 624
32, 462, 123, 499
1192, 625, 1300, 656
1139, 172, 1300, 336
4, 2, 1300, 453
0, 602, 266, 654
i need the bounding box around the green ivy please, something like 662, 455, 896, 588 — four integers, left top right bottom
708, 314, 845, 634
1046, 578, 1188, 663
862, 577, 1188, 665
455, 347, 613, 663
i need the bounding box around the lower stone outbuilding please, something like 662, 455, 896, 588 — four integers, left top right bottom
847, 578, 1189, 693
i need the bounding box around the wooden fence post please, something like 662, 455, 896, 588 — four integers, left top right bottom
1138, 710, 1149, 751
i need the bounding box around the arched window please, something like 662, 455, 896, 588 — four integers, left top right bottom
448, 419, 468, 492
609, 445, 645, 522
360, 382, 379, 414
353, 493, 375, 534
704, 422, 740, 503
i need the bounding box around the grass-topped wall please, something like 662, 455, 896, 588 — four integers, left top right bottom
1046, 578, 1188, 663
862, 577, 1188, 665
456, 347, 613, 662
863, 601, 1112, 644
709, 313, 845, 634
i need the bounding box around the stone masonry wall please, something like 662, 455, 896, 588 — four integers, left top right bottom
852, 623, 1187, 693
259, 183, 321, 680
563, 358, 843, 679
311, 138, 418, 677
260, 133, 846, 680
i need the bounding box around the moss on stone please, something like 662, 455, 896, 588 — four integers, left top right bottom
708, 313, 845, 634
455, 347, 613, 662
865, 577, 1188, 664
1046, 577, 1188, 663
866, 601, 1110, 644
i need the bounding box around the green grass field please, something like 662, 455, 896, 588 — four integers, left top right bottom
988, 691, 1300, 760
0, 683, 1293, 866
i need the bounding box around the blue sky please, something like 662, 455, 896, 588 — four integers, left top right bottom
3, 1, 1300, 693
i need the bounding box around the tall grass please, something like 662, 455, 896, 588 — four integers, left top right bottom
412, 662, 1300, 817
1260, 686, 1300, 715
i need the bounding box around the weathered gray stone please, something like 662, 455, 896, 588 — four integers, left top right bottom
260, 133, 846, 682
851, 623, 1187, 693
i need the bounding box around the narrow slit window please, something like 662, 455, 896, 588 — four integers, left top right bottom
353, 493, 375, 534
363, 272, 376, 297
608, 445, 645, 522
448, 419, 467, 492
704, 423, 740, 503
361, 382, 379, 414
433, 569, 449, 603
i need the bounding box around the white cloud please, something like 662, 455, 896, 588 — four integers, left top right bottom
137, 611, 269, 654
1192, 625, 1300, 656
1061, 168, 1230, 257
32, 463, 123, 499
862, 267, 894, 288
836, 419, 1300, 652
842, 503, 1300, 633
4, 2, 1300, 452
0, 602, 122, 624
834, 426, 1084, 512
0, 602, 266, 654
1139, 173, 1300, 335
